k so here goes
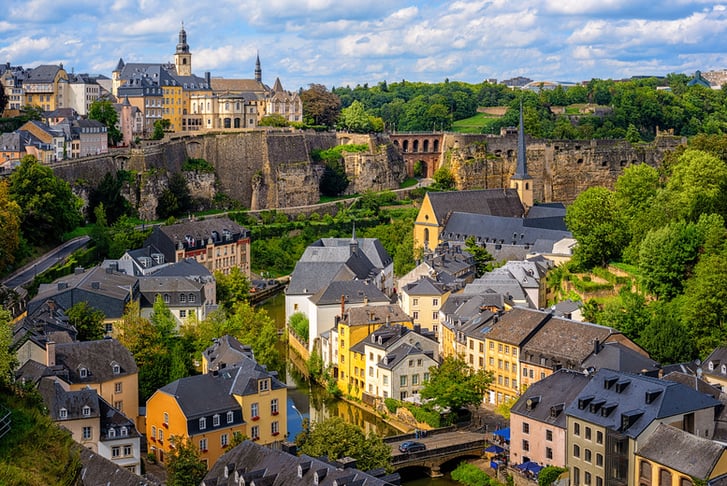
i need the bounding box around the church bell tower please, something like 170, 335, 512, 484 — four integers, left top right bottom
174, 22, 192, 76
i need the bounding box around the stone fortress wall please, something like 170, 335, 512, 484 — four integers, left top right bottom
49, 129, 686, 220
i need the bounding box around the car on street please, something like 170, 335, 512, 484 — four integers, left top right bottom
399, 441, 426, 453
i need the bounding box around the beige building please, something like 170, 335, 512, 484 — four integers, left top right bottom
399, 276, 449, 337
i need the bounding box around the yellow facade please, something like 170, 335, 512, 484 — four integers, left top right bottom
439, 322, 459, 360
233, 378, 287, 446
399, 288, 449, 337
413, 194, 440, 251
146, 390, 246, 469
635, 452, 727, 486
336, 319, 414, 399
163, 85, 184, 132
68, 372, 139, 426
24, 67, 68, 112
484, 337, 521, 405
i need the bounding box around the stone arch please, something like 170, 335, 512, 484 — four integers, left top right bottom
234, 118, 241, 128
433, 139, 439, 152
413, 140, 419, 152
423, 139, 429, 152
403, 140, 409, 152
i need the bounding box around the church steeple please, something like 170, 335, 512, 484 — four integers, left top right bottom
510, 101, 533, 209
174, 22, 192, 76
255, 51, 262, 82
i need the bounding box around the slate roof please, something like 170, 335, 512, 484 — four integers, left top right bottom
439, 294, 500, 332
151, 257, 212, 279
401, 276, 448, 297
55, 339, 138, 384
581, 341, 660, 376
510, 369, 591, 429
344, 304, 412, 327
566, 368, 721, 439
521, 318, 619, 370
462, 271, 530, 304
39, 378, 100, 421
485, 307, 551, 346
441, 212, 571, 246
637, 423, 727, 479
308, 280, 389, 306
350, 324, 435, 355
159, 354, 285, 419
12, 299, 76, 351
704, 347, 727, 381
203, 335, 255, 373
377, 343, 436, 371
146, 217, 250, 261
203, 440, 397, 486
25, 64, 62, 83
425, 189, 525, 223
78, 446, 160, 486
210, 78, 269, 93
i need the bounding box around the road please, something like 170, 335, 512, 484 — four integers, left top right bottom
389, 429, 487, 458
3, 236, 90, 290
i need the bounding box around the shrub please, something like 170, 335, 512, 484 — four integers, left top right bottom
384, 398, 399, 413
451, 462, 492, 486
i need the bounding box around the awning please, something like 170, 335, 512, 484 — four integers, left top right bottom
485, 444, 505, 454
493, 427, 510, 441
516, 461, 544, 475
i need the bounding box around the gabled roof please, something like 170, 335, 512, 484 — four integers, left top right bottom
441, 212, 571, 246
511, 369, 591, 428
12, 299, 76, 351
79, 446, 160, 486
401, 276, 448, 297
581, 341, 660, 375
485, 307, 551, 346
425, 189, 525, 223
56, 339, 138, 384
566, 368, 721, 439
638, 423, 727, 479
344, 304, 411, 327
203, 440, 397, 486
377, 343, 437, 371
210, 78, 269, 93
308, 280, 389, 306
25, 64, 63, 83
39, 378, 100, 421
204, 335, 254, 372
227, 358, 286, 397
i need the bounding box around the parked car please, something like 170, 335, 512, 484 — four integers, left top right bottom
399, 441, 426, 453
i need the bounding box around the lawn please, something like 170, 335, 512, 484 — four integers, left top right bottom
452, 113, 502, 134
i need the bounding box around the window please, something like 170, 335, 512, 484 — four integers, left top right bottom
584, 472, 591, 485
163, 294, 170, 303
513, 379, 518, 389
522, 439, 529, 451
490, 357, 495, 366
585, 449, 592, 463
112, 364, 120, 374
180, 310, 186, 318
432, 298, 439, 306
400, 375, 407, 386
189, 294, 195, 303
109, 428, 116, 438
79, 368, 88, 378
251, 425, 259, 440
115, 400, 123, 411
417, 359, 422, 366
432, 311, 438, 320
574, 444, 580, 458
272, 421, 279, 435
369, 366, 374, 377
498, 359, 503, 369
227, 411, 234, 424
424, 372, 430, 382
596, 478, 603, 486
159, 429, 164, 443
505, 345, 510, 354
479, 342, 484, 352
258, 379, 269, 392
413, 298, 419, 306
596, 453, 603, 467
82, 405, 91, 417
585, 426, 592, 440
221, 433, 229, 447
573, 467, 580, 486
413, 311, 419, 319
490, 342, 494, 349
163, 412, 169, 425
151, 426, 156, 439
115, 382, 122, 393
596, 430, 603, 444
124, 445, 132, 456
383, 375, 389, 385
412, 374, 419, 385
105, 323, 113, 333
199, 417, 206, 430
180, 294, 186, 303
546, 429, 553, 441
213, 414, 220, 427
83, 426, 92, 440
546, 447, 553, 459
199, 438, 208, 451
498, 343, 503, 352
522, 422, 530, 434
120, 427, 127, 437
574, 423, 580, 436
251, 402, 259, 418
112, 446, 120, 458
59, 408, 67, 419
271, 399, 279, 415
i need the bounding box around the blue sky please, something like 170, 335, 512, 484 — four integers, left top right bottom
2, 1, 727, 91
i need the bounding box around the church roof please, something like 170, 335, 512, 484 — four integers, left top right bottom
426, 189, 525, 223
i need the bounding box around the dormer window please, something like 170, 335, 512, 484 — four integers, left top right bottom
82, 405, 91, 417
578, 395, 594, 410
213, 414, 220, 427
199, 417, 206, 430
722, 365, 726, 375
550, 403, 564, 418
120, 426, 128, 437
112, 363, 120, 374
108, 427, 116, 438
709, 361, 715, 371
79, 367, 88, 378
59, 408, 67, 419
227, 411, 234, 424
258, 379, 270, 393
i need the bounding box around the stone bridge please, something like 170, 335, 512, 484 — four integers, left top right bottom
389, 132, 443, 178
386, 429, 487, 477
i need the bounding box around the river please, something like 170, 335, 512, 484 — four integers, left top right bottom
260, 292, 464, 485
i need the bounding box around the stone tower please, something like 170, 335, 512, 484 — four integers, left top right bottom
255, 52, 262, 82
174, 22, 192, 76
510, 101, 533, 209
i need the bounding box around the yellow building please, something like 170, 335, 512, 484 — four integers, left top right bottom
23, 64, 69, 112
335, 304, 413, 399
399, 276, 449, 337
146, 354, 287, 469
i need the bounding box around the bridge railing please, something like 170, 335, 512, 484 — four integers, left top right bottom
391, 439, 485, 465
384, 425, 457, 444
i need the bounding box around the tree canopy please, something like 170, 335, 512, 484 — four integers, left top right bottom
296, 416, 390, 472
88, 99, 123, 146
419, 355, 493, 411
166, 436, 207, 486
301, 84, 341, 128
9, 155, 82, 245
67, 301, 106, 341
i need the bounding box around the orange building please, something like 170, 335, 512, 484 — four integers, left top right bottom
146, 354, 286, 469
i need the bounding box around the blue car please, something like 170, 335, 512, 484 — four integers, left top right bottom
399, 441, 426, 453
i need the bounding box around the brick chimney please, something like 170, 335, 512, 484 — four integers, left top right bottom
46, 341, 56, 367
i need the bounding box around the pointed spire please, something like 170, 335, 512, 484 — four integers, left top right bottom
255, 51, 262, 82
176, 21, 189, 54
351, 222, 356, 241
513, 100, 531, 180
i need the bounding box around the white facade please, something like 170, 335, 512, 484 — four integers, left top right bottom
98, 431, 142, 475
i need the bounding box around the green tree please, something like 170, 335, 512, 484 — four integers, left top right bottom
565, 187, 629, 268
296, 416, 390, 472
88, 171, 133, 224
319, 160, 349, 197
288, 312, 309, 341
152, 119, 171, 140
432, 165, 455, 190
301, 84, 341, 127
9, 155, 82, 245
215, 267, 251, 311
420, 355, 493, 411
338, 100, 372, 133
538, 466, 568, 486
0, 180, 21, 272
0, 308, 16, 386
157, 172, 192, 219
465, 236, 494, 277
166, 436, 207, 486
662, 149, 727, 222
67, 301, 106, 341
637, 300, 696, 364
613, 163, 661, 263
596, 288, 651, 341
259, 114, 288, 127
0, 80, 7, 114
88, 99, 123, 146
451, 462, 494, 486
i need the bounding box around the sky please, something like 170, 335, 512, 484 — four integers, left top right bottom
2, 1, 727, 91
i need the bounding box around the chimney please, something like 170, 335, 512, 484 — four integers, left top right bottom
46, 341, 56, 367
593, 339, 601, 355
340, 295, 345, 318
